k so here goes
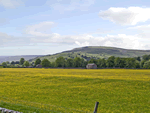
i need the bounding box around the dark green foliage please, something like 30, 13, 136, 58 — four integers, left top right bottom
134, 56, 141, 61
41, 59, 51, 67
11, 61, 15, 65
55, 57, 66, 67
88, 58, 97, 64
140, 60, 146, 68
51, 62, 56, 67
66, 58, 74, 67
134, 60, 140, 68
23, 61, 30, 67
15, 61, 20, 64
97, 58, 106, 68
143, 60, 150, 69
80, 58, 88, 68
2, 62, 7, 68
35, 58, 41, 66
73, 57, 82, 67
125, 58, 136, 68
114, 57, 121, 68
106, 56, 115, 68
142, 55, 150, 61
19, 58, 25, 65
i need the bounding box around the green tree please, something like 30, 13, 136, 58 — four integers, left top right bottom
142, 55, 150, 61
88, 58, 97, 64
134, 56, 141, 62
140, 60, 146, 68
119, 58, 126, 68
41, 59, 51, 67
114, 57, 121, 68
35, 58, 41, 66
55, 56, 66, 67
11, 61, 15, 65
97, 58, 106, 68
134, 60, 140, 68
143, 60, 150, 69
6, 61, 10, 64
81, 58, 88, 68
125, 58, 136, 68
66, 58, 74, 67
20, 58, 25, 65
73, 57, 81, 67
51, 62, 56, 67
23, 61, 30, 67
106, 56, 115, 68
2, 62, 7, 68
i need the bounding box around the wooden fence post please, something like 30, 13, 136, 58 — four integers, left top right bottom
93, 102, 99, 113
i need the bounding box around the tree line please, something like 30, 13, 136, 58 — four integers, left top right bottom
1, 54, 150, 69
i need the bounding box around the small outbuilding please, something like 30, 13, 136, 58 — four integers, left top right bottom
36, 64, 42, 68
86, 63, 97, 69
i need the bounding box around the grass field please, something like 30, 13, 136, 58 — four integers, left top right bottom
0, 68, 150, 113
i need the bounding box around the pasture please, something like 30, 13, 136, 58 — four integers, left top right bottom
0, 68, 150, 113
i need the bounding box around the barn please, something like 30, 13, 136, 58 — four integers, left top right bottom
86, 63, 97, 69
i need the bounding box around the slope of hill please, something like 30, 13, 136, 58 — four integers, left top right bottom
29, 46, 150, 62
0, 55, 43, 63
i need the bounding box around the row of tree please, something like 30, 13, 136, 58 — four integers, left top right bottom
35, 55, 150, 69
1, 54, 150, 69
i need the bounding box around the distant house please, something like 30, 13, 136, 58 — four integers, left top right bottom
28, 66, 33, 68
36, 64, 42, 68
86, 63, 97, 69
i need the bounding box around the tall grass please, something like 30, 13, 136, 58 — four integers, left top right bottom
0, 69, 150, 113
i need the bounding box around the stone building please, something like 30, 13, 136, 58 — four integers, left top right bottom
86, 63, 97, 69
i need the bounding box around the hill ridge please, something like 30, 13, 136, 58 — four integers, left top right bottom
29, 46, 150, 62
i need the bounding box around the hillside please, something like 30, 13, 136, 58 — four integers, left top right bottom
29, 46, 150, 62
0, 55, 43, 63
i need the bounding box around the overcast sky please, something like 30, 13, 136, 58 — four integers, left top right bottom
1, 0, 150, 56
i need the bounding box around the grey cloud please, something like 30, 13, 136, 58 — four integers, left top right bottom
0, 32, 31, 47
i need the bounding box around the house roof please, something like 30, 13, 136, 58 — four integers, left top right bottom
87, 63, 96, 65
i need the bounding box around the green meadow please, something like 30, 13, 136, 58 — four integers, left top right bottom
0, 68, 150, 113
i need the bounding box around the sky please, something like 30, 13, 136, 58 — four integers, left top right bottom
1, 0, 150, 56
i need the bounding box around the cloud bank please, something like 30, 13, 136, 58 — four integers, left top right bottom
99, 7, 150, 25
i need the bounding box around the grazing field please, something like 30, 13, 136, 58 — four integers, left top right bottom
0, 69, 150, 113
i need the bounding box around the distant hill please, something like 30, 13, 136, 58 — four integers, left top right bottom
0, 55, 43, 63
29, 46, 150, 62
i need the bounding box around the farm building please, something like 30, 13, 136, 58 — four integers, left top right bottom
86, 63, 97, 69
36, 64, 42, 68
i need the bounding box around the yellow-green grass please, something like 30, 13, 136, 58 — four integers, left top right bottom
0, 69, 150, 113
